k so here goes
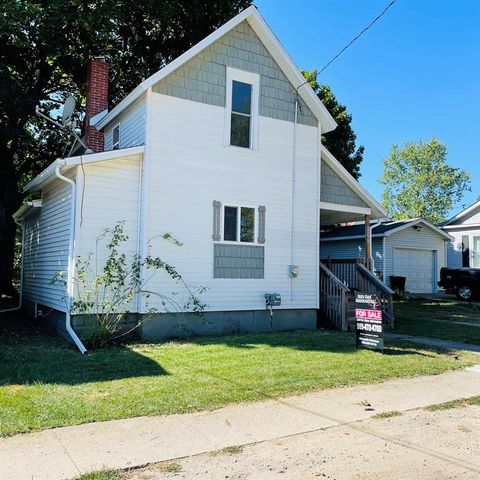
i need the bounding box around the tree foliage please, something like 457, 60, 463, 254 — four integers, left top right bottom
380, 138, 471, 224
0, 0, 251, 294
302, 70, 364, 179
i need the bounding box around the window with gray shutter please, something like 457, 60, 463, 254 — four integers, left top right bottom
258, 205, 266, 244
212, 201, 221, 241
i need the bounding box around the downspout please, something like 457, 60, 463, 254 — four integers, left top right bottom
54, 163, 87, 354
0, 219, 25, 313
290, 95, 299, 300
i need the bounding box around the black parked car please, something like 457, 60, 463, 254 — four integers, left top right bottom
438, 267, 480, 300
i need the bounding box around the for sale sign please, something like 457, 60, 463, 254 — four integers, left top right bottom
355, 292, 384, 352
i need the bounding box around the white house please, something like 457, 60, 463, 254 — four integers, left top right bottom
442, 200, 480, 268
320, 219, 453, 294
13, 6, 387, 352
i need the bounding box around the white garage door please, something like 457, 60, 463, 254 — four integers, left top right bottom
393, 248, 435, 293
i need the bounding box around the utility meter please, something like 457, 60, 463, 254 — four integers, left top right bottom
289, 265, 299, 278
265, 293, 281, 307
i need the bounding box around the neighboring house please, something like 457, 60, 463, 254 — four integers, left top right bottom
320, 219, 453, 294
441, 200, 480, 268
13, 6, 387, 351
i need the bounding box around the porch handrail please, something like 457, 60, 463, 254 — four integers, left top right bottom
320, 262, 350, 292
356, 263, 394, 328
356, 263, 393, 295
319, 262, 349, 331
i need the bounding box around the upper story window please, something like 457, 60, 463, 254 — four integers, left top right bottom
224, 206, 255, 243
226, 68, 259, 150
231, 81, 252, 148
112, 124, 120, 150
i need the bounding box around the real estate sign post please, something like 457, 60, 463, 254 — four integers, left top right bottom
355, 292, 384, 352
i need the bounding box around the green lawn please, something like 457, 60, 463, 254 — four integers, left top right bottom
394, 299, 480, 345
0, 315, 477, 437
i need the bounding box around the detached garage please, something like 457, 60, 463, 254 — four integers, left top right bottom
320, 219, 453, 294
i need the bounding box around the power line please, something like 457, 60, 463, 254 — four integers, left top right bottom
318, 0, 397, 77
297, 0, 397, 92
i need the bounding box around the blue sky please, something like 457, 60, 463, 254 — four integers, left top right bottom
255, 0, 480, 212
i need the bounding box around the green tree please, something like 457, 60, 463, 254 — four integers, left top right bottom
0, 0, 251, 295
380, 138, 471, 224
302, 70, 364, 179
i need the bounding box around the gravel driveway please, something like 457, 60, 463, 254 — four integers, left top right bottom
128, 404, 480, 480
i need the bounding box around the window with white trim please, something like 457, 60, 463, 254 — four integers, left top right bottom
112, 124, 120, 150
223, 206, 255, 243
226, 68, 259, 150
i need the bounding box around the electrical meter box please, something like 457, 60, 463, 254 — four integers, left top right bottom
265, 293, 281, 307
288, 265, 299, 278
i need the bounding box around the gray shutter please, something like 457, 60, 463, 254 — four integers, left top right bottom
212, 201, 222, 241
258, 205, 266, 244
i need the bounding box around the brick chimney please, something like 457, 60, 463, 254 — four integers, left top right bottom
84, 57, 109, 152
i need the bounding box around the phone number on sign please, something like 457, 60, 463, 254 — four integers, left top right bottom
356, 322, 382, 333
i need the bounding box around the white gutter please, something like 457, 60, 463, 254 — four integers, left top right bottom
0, 218, 25, 313
54, 164, 87, 354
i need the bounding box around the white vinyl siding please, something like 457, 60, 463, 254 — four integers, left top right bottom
75, 156, 142, 311
145, 92, 320, 312
459, 209, 480, 225
384, 226, 447, 292
447, 228, 480, 268
22, 179, 72, 313
104, 98, 146, 151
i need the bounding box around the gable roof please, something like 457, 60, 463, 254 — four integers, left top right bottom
441, 200, 480, 227
321, 218, 453, 242
96, 6, 337, 133
321, 145, 388, 219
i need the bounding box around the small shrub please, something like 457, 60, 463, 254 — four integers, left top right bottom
53, 222, 207, 349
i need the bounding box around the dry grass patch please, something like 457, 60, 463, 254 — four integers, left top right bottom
372, 410, 403, 419
210, 445, 244, 456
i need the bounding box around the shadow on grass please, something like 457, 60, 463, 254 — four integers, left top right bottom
0, 311, 457, 388
0, 312, 168, 386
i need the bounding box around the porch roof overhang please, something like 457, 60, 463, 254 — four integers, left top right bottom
319, 202, 382, 226
320, 145, 388, 225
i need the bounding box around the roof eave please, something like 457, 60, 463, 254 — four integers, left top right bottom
320, 233, 385, 242
320, 145, 388, 219
96, 6, 338, 133
442, 200, 480, 226
382, 218, 454, 241
23, 146, 145, 193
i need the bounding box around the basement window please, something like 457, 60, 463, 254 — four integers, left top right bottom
112, 124, 120, 150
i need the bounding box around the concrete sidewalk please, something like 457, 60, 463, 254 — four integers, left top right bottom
1, 368, 480, 480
